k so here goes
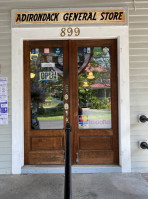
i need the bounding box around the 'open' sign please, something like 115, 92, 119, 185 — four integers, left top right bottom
39, 71, 58, 81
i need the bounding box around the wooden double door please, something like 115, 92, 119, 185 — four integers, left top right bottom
24, 39, 118, 165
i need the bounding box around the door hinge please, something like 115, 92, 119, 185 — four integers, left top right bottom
76, 152, 79, 163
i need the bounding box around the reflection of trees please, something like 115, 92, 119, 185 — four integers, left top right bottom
78, 47, 111, 110
30, 51, 64, 108
45, 78, 63, 101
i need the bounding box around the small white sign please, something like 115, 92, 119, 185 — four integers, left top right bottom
41, 63, 55, 67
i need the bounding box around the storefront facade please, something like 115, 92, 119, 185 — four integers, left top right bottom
0, 0, 148, 174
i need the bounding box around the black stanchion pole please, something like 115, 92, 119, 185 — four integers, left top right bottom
64, 122, 72, 199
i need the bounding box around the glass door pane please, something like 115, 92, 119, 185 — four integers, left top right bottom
78, 46, 111, 129
30, 47, 64, 129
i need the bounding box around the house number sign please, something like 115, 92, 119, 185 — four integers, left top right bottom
60, 27, 80, 37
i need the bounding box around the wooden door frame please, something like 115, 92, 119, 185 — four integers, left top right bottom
69, 39, 118, 164
24, 40, 69, 165
24, 39, 118, 165
12, 26, 131, 173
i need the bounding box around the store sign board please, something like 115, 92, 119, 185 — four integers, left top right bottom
13, 9, 127, 26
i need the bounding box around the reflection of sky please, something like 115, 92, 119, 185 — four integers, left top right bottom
93, 52, 110, 69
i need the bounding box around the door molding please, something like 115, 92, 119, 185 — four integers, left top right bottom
12, 25, 131, 173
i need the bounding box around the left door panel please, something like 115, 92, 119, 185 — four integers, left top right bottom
24, 40, 69, 164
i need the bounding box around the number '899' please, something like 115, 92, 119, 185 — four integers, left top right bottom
60, 27, 80, 37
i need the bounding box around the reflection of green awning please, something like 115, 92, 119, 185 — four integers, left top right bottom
93, 47, 102, 57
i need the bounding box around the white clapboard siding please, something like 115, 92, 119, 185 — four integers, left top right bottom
0, 1, 133, 9
131, 129, 148, 136
130, 35, 148, 43
130, 48, 148, 56
130, 62, 148, 69
130, 75, 148, 81
0, 168, 11, 174
0, 0, 148, 173
0, 7, 12, 174
0, 142, 12, 148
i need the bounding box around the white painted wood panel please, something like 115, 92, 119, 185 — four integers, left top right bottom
130, 36, 148, 43
130, 43, 148, 48
130, 62, 148, 69
130, 16, 148, 23
130, 76, 148, 82
0, 142, 12, 148
0, 1, 133, 9
130, 56, 148, 62
129, 29, 148, 35
0, 168, 11, 174
130, 49, 148, 56
0, 148, 11, 155
129, 9, 148, 16
0, 155, 11, 161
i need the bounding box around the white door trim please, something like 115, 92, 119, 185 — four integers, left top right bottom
12, 25, 131, 174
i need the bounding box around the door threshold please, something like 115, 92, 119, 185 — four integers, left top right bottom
21, 165, 121, 174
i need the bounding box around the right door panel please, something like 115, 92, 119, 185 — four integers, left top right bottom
70, 40, 118, 165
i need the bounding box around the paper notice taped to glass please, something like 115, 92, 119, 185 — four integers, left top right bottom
0, 77, 8, 125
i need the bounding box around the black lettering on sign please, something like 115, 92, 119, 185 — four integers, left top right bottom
87, 12, 93, 21
29, 14, 33, 21
34, 14, 39, 21
15, 10, 125, 24
105, 12, 109, 20
54, 13, 59, 21
78, 13, 82, 21
47, 14, 51, 21
49, 72, 53, 79
16, 14, 21, 22
82, 12, 88, 20
109, 12, 113, 20
114, 12, 118, 20
100, 12, 105, 20
100, 11, 124, 21
45, 72, 49, 79
73, 13, 79, 21
41, 72, 45, 80
39, 14, 42, 21
50, 14, 55, 21
92, 12, 97, 20
69, 13, 73, 21
22, 14, 26, 21
63, 13, 68, 21
119, 12, 123, 20
42, 14, 47, 21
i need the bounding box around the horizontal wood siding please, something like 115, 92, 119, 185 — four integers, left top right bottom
0, 8, 11, 174
0, 0, 148, 173
129, 2, 148, 172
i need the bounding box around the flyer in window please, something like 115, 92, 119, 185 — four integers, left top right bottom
0, 77, 8, 125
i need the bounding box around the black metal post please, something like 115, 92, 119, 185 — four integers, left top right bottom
64, 122, 72, 199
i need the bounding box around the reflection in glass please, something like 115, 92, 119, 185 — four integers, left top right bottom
78, 47, 111, 129
30, 48, 64, 129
